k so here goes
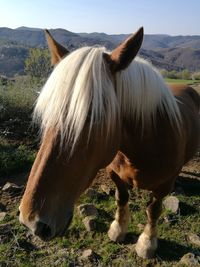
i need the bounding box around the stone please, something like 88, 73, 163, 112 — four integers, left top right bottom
0, 223, 12, 234
85, 188, 100, 198
2, 182, 22, 193
83, 216, 96, 231
79, 249, 96, 261
187, 233, 200, 247
0, 212, 7, 222
163, 196, 179, 213
179, 253, 200, 266
77, 204, 98, 217
101, 184, 114, 195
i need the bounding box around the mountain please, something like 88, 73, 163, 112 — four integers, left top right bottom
0, 27, 200, 76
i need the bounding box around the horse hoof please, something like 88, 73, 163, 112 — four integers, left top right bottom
135, 232, 157, 259
108, 220, 126, 242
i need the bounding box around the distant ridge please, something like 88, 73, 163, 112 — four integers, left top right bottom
0, 26, 200, 76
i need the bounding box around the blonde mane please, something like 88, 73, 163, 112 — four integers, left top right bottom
34, 46, 181, 153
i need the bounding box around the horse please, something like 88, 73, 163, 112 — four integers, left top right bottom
19, 27, 200, 259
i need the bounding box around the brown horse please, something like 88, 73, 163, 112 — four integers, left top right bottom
19, 28, 200, 258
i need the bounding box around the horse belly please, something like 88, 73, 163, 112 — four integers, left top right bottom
110, 150, 182, 191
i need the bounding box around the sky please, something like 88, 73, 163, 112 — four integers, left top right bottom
0, 0, 200, 35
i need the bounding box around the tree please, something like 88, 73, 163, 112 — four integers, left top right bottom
166, 70, 178, 79
25, 48, 51, 79
180, 69, 191, 80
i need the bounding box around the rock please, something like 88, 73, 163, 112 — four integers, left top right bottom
101, 184, 114, 195
77, 204, 98, 217
187, 233, 200, 247
0, 223, 12, 243
163, 196, 180, 213
0, 212, 7, 222
2, 182, 22, 194
79, 249, 97, 261
179, 253, 200, 266
85, 188, 101, 198
83, 216, 96, 231
0, 223, 12, 234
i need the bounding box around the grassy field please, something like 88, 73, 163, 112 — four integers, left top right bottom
0, 78, 200, 266
0, 168, 200, 267
165, 78, 200, 85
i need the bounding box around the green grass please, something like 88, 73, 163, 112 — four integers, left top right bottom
0, 137, 36, 176
165, 78, 200, 85
0, 185, 199, 267
0, 76, 40, 122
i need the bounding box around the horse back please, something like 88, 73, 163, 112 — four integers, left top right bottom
169, 84, 200, 112
169, 84, 200, 162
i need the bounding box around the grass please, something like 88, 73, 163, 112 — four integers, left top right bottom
0, 183, 199, 267
0, 76, 38, 122
0, 137, 36, 176
165, 78, 200, 85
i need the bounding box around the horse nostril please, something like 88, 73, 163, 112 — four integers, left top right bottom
34, 221, 52, 240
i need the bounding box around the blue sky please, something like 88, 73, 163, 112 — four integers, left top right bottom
1, 0, 200, 35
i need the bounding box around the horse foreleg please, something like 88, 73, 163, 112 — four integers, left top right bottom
107, 170, 129, 242
135, 193, 162, 258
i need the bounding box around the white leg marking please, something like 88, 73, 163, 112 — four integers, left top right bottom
108, 203, 129, 242
135, 225, 157, 259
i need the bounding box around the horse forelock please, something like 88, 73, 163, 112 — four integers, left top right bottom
33, 46, 182, 155
33, 46, 119, 154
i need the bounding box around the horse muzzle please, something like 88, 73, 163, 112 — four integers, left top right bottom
19, 210, 73, 241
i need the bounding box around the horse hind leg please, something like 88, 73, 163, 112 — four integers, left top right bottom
135, 192, 162, 258
107, 169, 129, 242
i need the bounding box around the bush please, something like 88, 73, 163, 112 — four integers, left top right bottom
180, 69, 191, 80
160, 69, 192, 80
0, 140, 36, 175
192, 71, 200, 80
166, 70, 178, 79
25, 48, 51, 79
0, 76, 39, 122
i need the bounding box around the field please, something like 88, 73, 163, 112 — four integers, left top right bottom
0, 78, 200, 266
165, 78, 200, 85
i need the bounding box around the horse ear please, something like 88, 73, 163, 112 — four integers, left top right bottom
44, 29, 69, 66
105, 27, 144, 72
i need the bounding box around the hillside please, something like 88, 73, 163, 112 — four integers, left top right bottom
0, 27, 200, 76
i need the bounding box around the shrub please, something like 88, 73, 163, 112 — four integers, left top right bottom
166, 70, 178, 79
192, 71, 200, 80
0, 76, 39, 122
0, 140, 36, 175
25, 48, 51, 79
180, 69, 191, 80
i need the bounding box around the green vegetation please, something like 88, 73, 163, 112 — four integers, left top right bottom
0, 137, 36, 175
165, 78, 200, 85
0, 75, 38, 122
25, 48, 51, 79
0, 185, 200, 266
160, 68, 200, 82
0, 75, 39, 175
